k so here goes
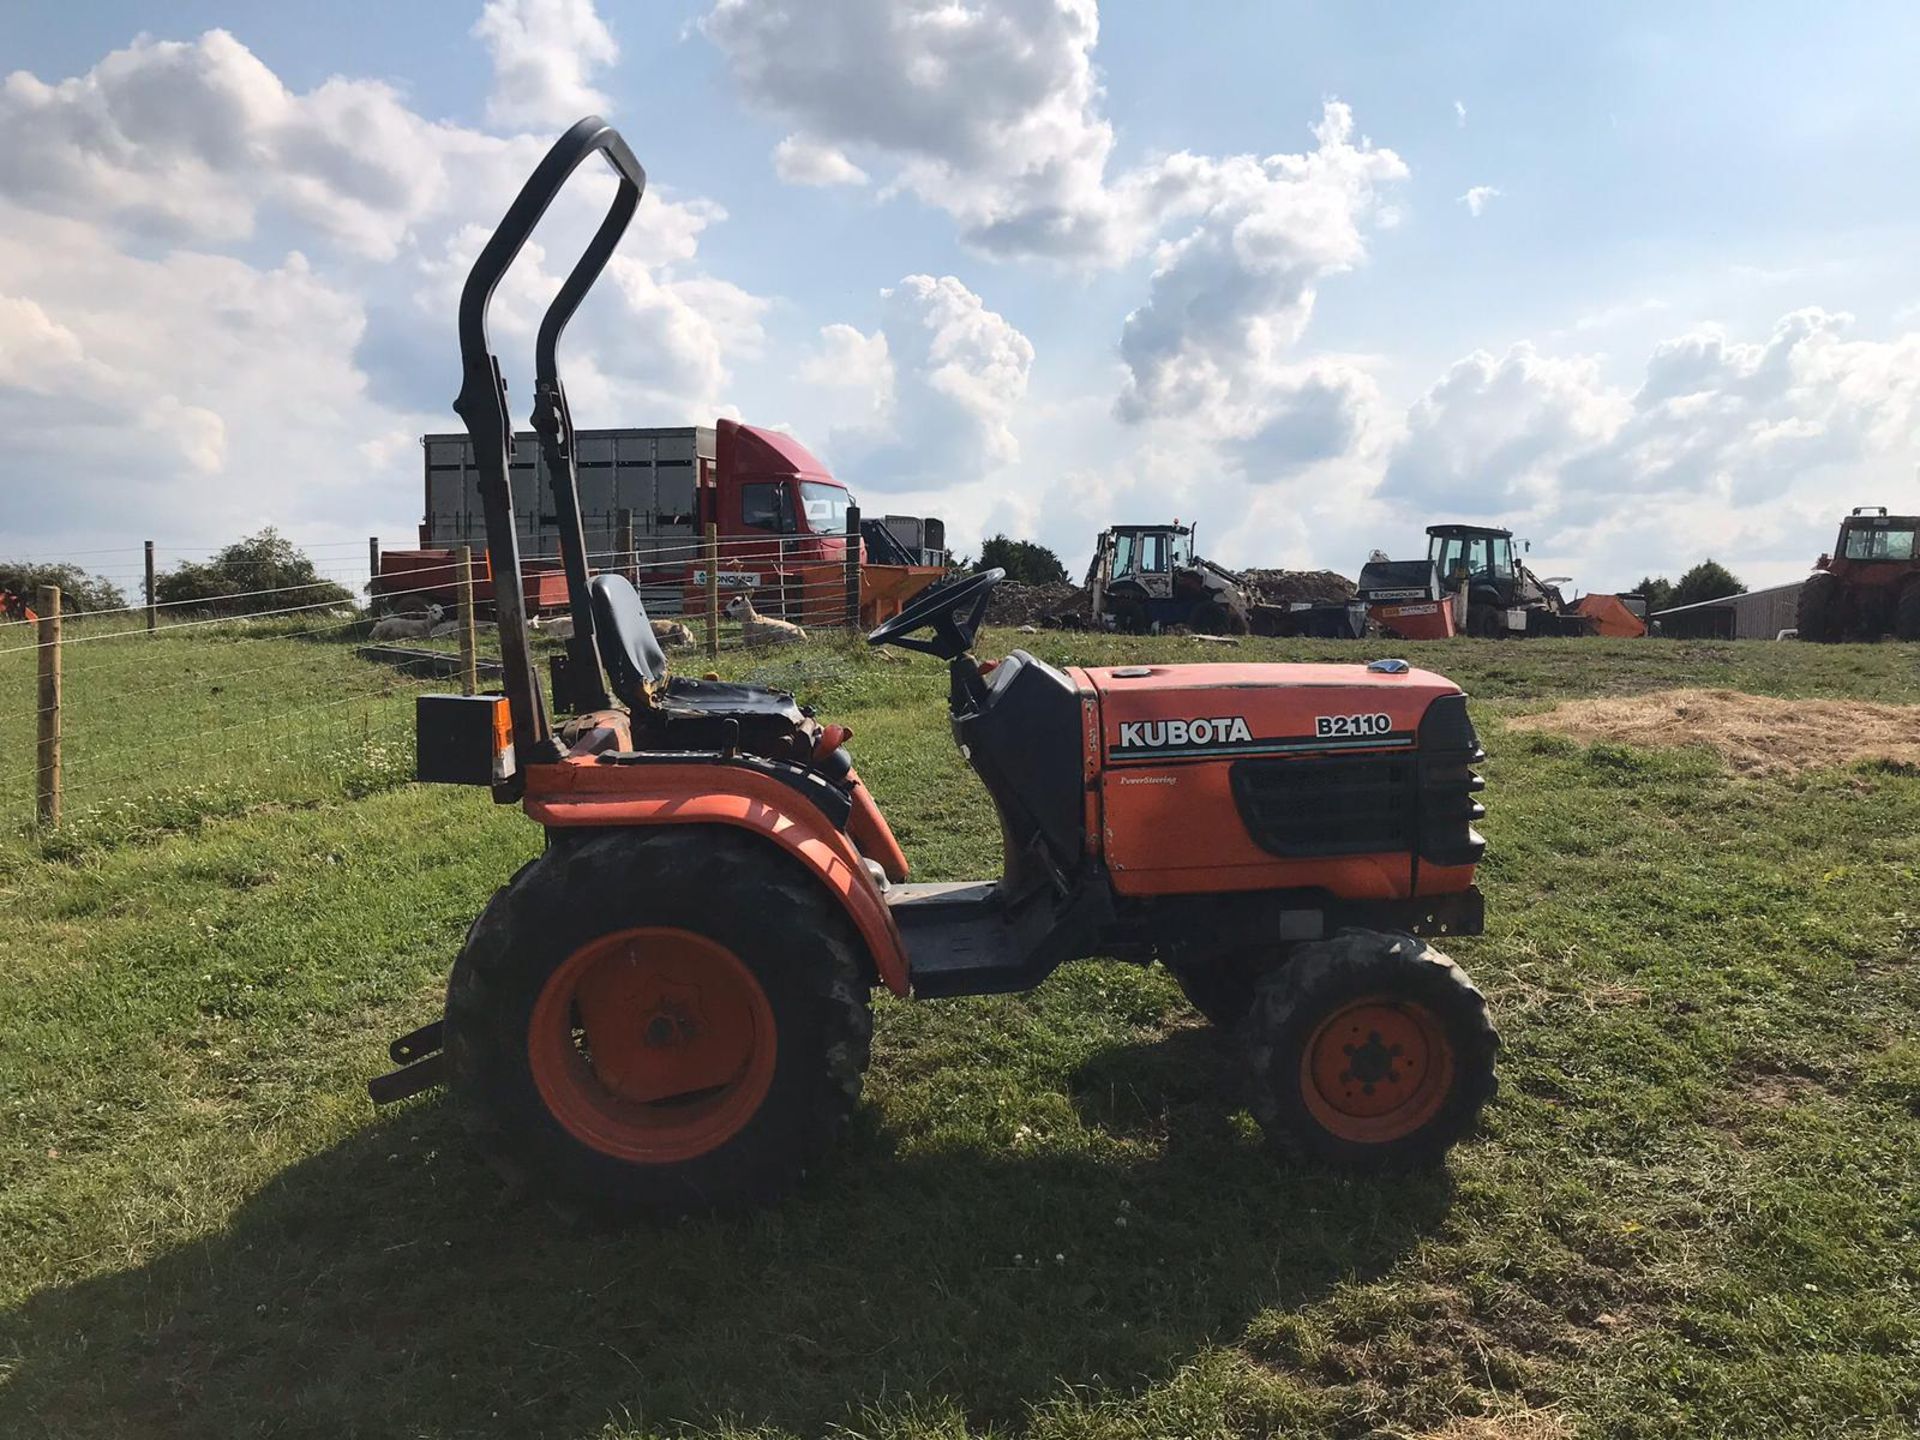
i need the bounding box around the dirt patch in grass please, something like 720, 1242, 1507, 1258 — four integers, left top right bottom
1507, 687, 1920, 777
1737, 1070, 1834, 1110
1418, 1414, 1571, 1440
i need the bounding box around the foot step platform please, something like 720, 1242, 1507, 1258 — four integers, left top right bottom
886, 880, 1104, 998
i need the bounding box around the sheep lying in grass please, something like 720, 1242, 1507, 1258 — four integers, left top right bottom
724, 592, 807, 646
530, 612, 695, 648
369, 604, 445, 641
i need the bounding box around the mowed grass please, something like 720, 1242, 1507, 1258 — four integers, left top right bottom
2, 630, 1918, 1438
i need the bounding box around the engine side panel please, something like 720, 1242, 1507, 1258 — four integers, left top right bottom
1083, 663, 1479, 899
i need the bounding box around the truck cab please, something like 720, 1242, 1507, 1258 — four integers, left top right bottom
712, 419, 849, 567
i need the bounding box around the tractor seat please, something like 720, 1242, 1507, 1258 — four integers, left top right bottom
588, 573, 803, 725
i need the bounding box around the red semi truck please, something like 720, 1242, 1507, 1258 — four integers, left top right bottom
372, 418, 946, 624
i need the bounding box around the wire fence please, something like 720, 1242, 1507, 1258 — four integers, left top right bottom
2, 522, 911, 846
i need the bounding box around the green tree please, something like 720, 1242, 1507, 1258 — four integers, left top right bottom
974, 534, 1068, 587
154, 528, 355, 617
0, 561, 128, 614
1630, 575, 1675, 612
1669, 559, 1746, 610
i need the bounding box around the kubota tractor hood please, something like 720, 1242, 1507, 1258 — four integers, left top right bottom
1078, 661, 1463, 766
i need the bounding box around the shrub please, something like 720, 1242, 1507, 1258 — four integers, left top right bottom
975, 535, 1069, 587
0, 562, 127, 614
154, 528, 355, 617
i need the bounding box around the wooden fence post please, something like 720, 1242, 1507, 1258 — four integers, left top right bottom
368, 536, 381, 602
844, 504, 862, 632
144, 540, 156, 634
35, 585, 60, 829
456, 544, 478, 697
704, 523, 720, 660
616, 509, 635, 584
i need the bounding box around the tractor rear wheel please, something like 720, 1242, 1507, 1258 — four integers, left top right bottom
444, 827, 872, 1221
1467, 604, 1504, 639
1241, 928, 1497, 1171
1895, 581, 1920, 641
1797, 571, 1837, 642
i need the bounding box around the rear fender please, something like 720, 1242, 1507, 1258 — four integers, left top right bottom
845, 770, 909, 883
523, 760, 910, 995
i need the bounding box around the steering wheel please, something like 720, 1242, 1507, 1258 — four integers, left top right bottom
867, 568, 1005, 658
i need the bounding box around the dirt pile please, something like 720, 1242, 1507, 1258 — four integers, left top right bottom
987, 581, 1092, 627
1241, 568, 1357, 606
982, 566, 1357, 627
1507, 687, 1920, 777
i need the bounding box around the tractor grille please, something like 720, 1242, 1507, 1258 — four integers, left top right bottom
1230, 755, 1417, 857
1229, 694, 1486, 865
1415, 693, 1487, 867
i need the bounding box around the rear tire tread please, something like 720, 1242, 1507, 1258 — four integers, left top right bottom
444, 828, 871, 1222
1895, 580, 1920, 642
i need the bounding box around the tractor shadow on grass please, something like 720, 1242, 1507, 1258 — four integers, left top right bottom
0, 1028, 1455, 1438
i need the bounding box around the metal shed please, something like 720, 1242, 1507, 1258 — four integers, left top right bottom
1650, 580, 1805, 639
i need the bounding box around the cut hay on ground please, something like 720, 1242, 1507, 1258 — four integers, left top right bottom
1507, 687, 1920, 777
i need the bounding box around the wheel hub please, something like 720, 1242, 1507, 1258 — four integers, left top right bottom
1341, 1030, 1404, 1092
638, 983, 704, 1050
528, 927, 778, 1162
1300, 995, 1455, 1142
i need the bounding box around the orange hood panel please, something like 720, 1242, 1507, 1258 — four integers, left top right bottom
1072, 662, 1467, 900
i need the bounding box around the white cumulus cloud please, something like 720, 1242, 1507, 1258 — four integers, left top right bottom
1384, 344, 1628, 514
771, 135, 869, 187
0, 12, 773, 558
1383, 307, 1920, 587
1115, 105, 1406, 446
0, 30, 456, 260
1460, 185, 1501, 218
804, 274, 1034, 492
473, 0, 620, 130
700, 5, 1409, 486
703, 0, 1147, 263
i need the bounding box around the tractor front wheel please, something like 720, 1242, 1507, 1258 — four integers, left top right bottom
1895, 581, 1920, 641
444, 827, 872, 1221
1241, 928, 1497, 1170
1797, 571, 1837, 642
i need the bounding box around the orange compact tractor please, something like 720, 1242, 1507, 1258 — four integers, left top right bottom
372, 120, 1499, 1219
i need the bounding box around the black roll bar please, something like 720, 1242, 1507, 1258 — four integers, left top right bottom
452, 115, 646, 772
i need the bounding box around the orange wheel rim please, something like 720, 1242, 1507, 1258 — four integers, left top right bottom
1300, 994, 1454, 1143
528, 927, 776, 1163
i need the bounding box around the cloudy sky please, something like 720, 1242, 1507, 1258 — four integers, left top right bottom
5, 0, 1919, 591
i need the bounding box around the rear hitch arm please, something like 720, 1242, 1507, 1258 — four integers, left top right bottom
368, 1018, 447, 1106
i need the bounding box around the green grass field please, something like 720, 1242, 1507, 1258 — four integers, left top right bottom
2, 629, 1918, 1438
